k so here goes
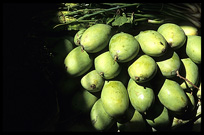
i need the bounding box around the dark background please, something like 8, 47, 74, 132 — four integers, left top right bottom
3, 3, 61, 131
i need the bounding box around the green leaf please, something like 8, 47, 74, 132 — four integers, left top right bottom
112, 13, 128, 26
106, 17, 115, 25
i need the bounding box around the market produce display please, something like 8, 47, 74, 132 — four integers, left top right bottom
33, 3, 201, 132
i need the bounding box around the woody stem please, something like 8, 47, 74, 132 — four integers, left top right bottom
176, 70, 199, 90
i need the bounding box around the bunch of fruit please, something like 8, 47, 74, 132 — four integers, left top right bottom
49, 22, 201, 132
33, 3, 201, 132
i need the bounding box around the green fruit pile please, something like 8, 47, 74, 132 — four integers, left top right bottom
52, 23, 201, 132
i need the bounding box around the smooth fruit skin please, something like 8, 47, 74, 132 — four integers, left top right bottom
116, 105, 135, 124
186, 92, 196, 112
156, 51, 181, 78
173, 92, 196, 120
80, 24, 112, 53
145, 100, 173, 131
90, 99, 115, 131
157, 23, 186, 49
52, 37, 74, 67
101, 81, 129, 118
64, 46, 93, 77
186, 35, 201, 64
128, 54, 157, 83
127, 78, 155, 113
158, 79, 188, 112
180, 58, 199, 90
94, 51, 121, 79
180, 25, 198, 36
117, 109, 148, 132
197, 82, 201, 99
109, 32, 140, 63
81, 70, 104, 92
74, 28, 86, 46
135, 30, 167, 57
71, 89, 98, 113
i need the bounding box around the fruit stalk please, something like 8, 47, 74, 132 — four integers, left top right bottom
176, 70, 199, 90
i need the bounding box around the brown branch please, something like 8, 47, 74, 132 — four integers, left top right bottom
80, 45, 85, 52
176, 70, 199, 90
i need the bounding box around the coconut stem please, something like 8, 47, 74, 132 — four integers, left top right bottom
135, 76, 140, 81
100, 72, 105, 78
176, 70, 199, 90
90, 84, 96, 89
81, 45, 85, 52
114, 55, 118, 61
